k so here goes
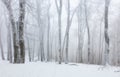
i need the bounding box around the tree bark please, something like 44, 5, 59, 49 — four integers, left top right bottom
18, 0, 26, 63
104, 0, 110, 65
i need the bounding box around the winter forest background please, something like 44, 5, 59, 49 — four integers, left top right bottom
0, 0, 120, 66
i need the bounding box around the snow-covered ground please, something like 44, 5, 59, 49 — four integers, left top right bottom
0, 61, 120, 77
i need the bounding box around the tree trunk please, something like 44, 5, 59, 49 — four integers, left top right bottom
0, 34, 5, 60
7, 25, 12, 63
18, 0, 26, 63
84, 0, 91, 63
65, 0, 70, 64
104, 0, 110, 65
47, 3, 51, 61
55, 0, 62, 64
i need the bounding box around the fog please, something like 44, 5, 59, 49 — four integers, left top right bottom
0, 0, 120, 65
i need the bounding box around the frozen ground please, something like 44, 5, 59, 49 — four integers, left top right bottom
0, 61, 120, 77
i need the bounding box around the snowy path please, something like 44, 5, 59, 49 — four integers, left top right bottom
0, 62, 120, 77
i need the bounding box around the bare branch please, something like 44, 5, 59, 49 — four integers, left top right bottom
55, 0, 59, 13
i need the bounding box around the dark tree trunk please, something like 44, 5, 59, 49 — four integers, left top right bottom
18, 0, 26, 63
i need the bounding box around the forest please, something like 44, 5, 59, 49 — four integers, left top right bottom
0, 0, 120, 66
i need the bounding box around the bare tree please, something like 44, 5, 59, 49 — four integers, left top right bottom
55, 0, 62, 64
104, 0, 110, 65
84, 0, 91, 63
47, 0, 51, 61
58, 0, 78, 64
76, 0, 85, 63
18, 0, 26, 63
2, 0, 26, 63
36, 0, 45, 61
36, 0, 42, 61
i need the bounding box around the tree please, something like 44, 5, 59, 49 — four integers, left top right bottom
2, 0, 26, 63
76, 0, 85, 63
7, 23, 13, 63
55, 0, 62, 64
47, 0, 51, 61
84, 0, 91, 63
17, 0, 26, 63
0, 25, 5, 60
65, 0, 70, 64
2, 0, 19, 63
63, 0, 77, 64
36, 0, 45, 61
104, 0, 110, 65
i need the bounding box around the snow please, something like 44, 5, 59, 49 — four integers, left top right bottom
0, 61, 120, 77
